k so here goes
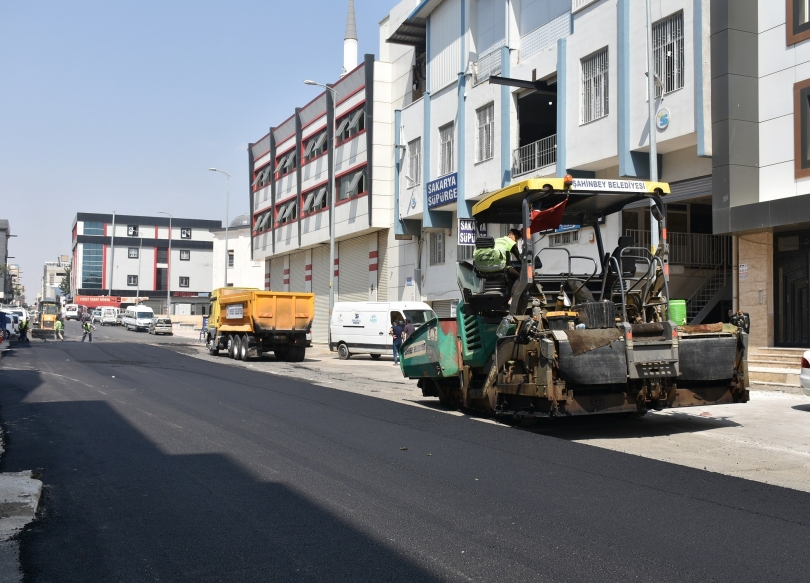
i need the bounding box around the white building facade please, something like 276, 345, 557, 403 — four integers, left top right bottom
384, 0, 724, 320
211, 215, 265, 290
71, 213, 221, 314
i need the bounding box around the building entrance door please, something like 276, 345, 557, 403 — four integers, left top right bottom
775, 231, 810, 347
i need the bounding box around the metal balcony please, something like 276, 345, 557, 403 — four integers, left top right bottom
512, 135, 557, 177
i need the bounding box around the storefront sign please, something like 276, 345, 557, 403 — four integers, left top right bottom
74, 296, 121, 308
458, 219, 478, 245
427, 173, 458, 209
656, 108, 670, 131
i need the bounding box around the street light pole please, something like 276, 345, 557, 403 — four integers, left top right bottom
157, 211, 173, 315
646, 0, 660, 253
304, 80, 339, 315
209, 168, 231, 288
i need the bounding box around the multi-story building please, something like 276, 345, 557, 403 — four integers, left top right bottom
211, 214, 265, 290
384, 0, 726, 319
71, 213, 221, 314
248, 1, 395, 342
713, 0, 810, 349
40, 261, 67, 301
0, 220, 11, 302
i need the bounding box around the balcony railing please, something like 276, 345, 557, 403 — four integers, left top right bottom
572, 0, 600, 13
513, 135, 557, 177
624, 229, 731, 268
473, 42, 503, 86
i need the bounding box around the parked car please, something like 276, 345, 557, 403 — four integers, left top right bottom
801, 351, 810, 398
90, 309, 103, 324
123, 306, 155, 331
100, 307, 119, 326
64, 304, 80, 321
329, 301, 436, 360
115, 312, 125, 326
148, 317, 173, 335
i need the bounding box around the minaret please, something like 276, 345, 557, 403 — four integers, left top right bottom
343, 0, 358, 76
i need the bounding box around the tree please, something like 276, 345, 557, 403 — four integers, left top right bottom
59, 264, 72, 296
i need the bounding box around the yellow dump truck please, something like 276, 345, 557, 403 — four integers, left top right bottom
205, 288, 315, 362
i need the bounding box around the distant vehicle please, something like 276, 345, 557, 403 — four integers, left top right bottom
802, 351, 810, 398
115, 312, 125, 326
1, 311, 20, 336
123, 306, 155, 332
65, 304, 80, 320
32, 300, 60, 338
329, 301, 436, 360
148, 317, 173, 335
4, 307, 29, 324
91, 309, 103, 324
100, 307, 119, 326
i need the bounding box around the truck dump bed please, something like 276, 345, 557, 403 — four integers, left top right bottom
214, 288, 315, 334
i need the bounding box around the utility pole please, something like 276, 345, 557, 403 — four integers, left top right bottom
646, 0, 660, 252
109, 211, 116, 295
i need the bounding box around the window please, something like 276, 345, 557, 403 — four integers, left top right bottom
84, 222, 104, 235
127, 225, 139, 237
254, 165, 272, 190
475, 104, 495, 162
439, 123, 454, 176
429, 231, 445, 265
128, 248, 139, 259
336, 106, 365, 143
228, 250, 234, 268
407, 138, 421, 187
302, 186, 329, 215
794, 79, 810, 178
789, 0, 810, 45
127, 275, 138, 286
81, 243, 103, 289
653, 12, 684, 97
254, 210, 273, 232
338, 168, 367, 201
180, 250, 190, 261
457, 244, 474, 261
179, 277, 190, 288
303, 130, 328, 161
180, 228, 192, 239
276, 149, 297, 177
550, 230, 579, 247
581, 48, 609, 124
276, 199, 298, 225
157, 248, 168, 264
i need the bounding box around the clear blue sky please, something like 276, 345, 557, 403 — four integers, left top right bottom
0, 0, 383, 300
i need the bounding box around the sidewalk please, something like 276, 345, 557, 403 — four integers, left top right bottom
0, 343, 44, 582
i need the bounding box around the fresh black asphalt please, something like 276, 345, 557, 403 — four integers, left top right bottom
1, 335, 809, 582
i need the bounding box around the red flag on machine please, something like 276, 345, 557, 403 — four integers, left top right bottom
530, 198, 568, 233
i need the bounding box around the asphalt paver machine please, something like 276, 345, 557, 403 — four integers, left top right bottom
400, 178, 749, 418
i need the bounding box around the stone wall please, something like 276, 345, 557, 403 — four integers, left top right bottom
737, 232, 774, 348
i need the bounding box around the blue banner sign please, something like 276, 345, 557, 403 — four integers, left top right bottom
458, 219, 477, 245
427, 173, 458, 209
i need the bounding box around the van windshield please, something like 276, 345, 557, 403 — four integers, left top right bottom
136, 312, 152, 319
404, 310, 436, 325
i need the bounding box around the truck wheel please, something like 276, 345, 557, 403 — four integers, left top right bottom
273, 346, 289, 361
337, 343, 351, 360
239, 335, 250, 361
207, 335, 219, 356
287, 346, 306, 362
370, 354, 381, 360
232, 335, 243, 360
227, 335, 235, 359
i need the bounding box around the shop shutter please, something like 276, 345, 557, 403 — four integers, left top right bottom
432, 300, 454, 318
338, 235, 369, 302
377, 230, 389, 302
311, 247, 330, 344
269, 257, 284, 291
289, 252, 306, 292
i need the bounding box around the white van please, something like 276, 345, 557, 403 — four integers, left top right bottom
100, 307, 119, 326
329, 301, 435, 360
64, 304, 80, 321
123, 305, 155, 332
